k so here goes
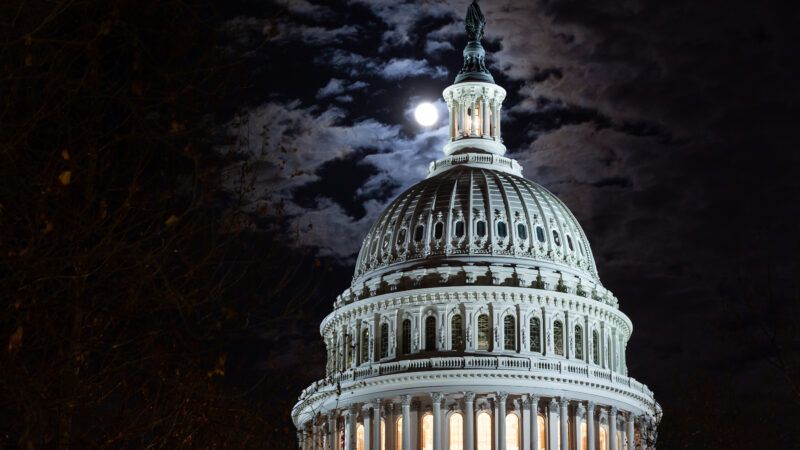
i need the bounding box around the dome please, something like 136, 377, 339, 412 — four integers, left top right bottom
353, 157, 600, 288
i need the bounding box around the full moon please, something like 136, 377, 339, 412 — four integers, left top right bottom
414, 102, 438, 127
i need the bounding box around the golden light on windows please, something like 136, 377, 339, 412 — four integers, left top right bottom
356, 424, 364, 450
477, 411, 491, 450
449, 413, 464, 450
421, 413, 433, 450
396, 417, 403, 450
581, 422, 588, 450
505, 414, 520, 450
600, 426, 609, 450
380, 419, 386, 450
538, 415, 547, 450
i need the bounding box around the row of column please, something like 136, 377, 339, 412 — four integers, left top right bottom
447, 97, 501, 141
298, 394, 654, 450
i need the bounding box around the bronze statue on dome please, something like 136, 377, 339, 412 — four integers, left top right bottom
465, 0, 486, 42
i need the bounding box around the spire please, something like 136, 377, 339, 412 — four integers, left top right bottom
455, 0, 494, 84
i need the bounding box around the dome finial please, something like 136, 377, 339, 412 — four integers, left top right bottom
456, 0, 494, 83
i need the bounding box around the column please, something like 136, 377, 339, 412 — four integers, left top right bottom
559, 399, 568, 450
497, 392, 508, 450
448, 103, 455, 140
297, 430, 304, 450
530, 395, 540, 450
432, 393, 443, 450
521, 397, 531, 450
328, 414, 337, 450
373, 400, 381, 450
496, 104, 502, 140
481, 96, 489, 137
464, 392, 475, 450
575, 404, 585, 450
587, 403, 595, 450
401, 395, 411, 450
314, 422, 323, 450
626, 414, 634, 450
548, 399, 559, 450
609, 407, 617, 450
362, 405, 372, 450
346, 406, 357, 450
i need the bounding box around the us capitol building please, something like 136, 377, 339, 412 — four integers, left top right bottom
293, 2, 660, 449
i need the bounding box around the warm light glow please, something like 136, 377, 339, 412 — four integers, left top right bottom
414, 102, 439, 126
449, 413, 464, 450
506, 414, 520, 450
422, 413, 433, 450
600, 426, 609, 450
356, 424, 364, 450
581, 422, 588, 450
477, 412, 491, 450
396, 417, 403, 449
538, 415, 546, 450
381, 419, 386, 450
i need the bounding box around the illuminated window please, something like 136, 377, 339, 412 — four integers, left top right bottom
497, 221, 508, 238
530, 317, 541, 352
401, 319, 411, 355
356, 424, 365, 450
422, 413, 433, 450
517, 223, 527, 240
477, 412, 491, 450
600, 426, 608, 450
451, 315, 464, 351
455, 220, 465, 238
381, 419, 386, 450
581, 422, 588, 450
360, 328, 370, 363
425, 316, 436, 351
506, 414, 520, 450
503, 315, 516, 351
575, 325, 584, 360
537, 415, 546, 450
477, 314, 490, 350
396, 417, 403, 450
554, 320, 564, 356
449, 413, 464, 450
592, 330, 600, 364
434, 222, 444, 240
380, 323, 389, 359
476, 220, 487, 237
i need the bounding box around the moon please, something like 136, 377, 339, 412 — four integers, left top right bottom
414, 102, 439, 127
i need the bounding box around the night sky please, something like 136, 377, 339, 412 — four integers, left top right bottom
221, 0, 800, 445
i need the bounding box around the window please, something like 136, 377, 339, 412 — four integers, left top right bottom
346, 333, 353, 366
402, 319, 411, 355
567, 235, 574, 251
554, 320, 564, 356
517, 223, 527, 240
383, 233, 391, 250
454, 220, 465, 238
600, 426, 608, 450
536, 226, 545, 243
381, 419, 386, 450
537, 415, 546, 450
497, 221, 508, 238
425, 316, 437, 351
398, 228, 407, 245
476, 220, 487, 237
579, 242, 585, 256
581, 422, 588, 450
575, 325, 584, 360
530, 317, 541, 352
380, 323, 389, 359
504, 315, 516, 351
477, 314, 490, 351
360, 328, 369, 363
607, 338, 612, 370
396, 417, 403, 450
414, 224, 425, 242
592, 330, 600, 364
477, 412, 491, 450
506, 414, 520, 450
356, 424, 365, 450
422, 413, 433, 450
552, 230, 561, 246
434, 222, 444, 240
449, 413, 464, 450
451, 314, 464, 351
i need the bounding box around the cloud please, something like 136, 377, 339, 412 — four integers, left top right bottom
380, 58, 448, 80
315, 79, 369, 99
424, 40, 454, 55
348, 0, 454, 50
223, 16, 359, 47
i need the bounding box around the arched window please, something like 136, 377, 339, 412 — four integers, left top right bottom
345, 333, 353, 366
537, 415, 546, 450
497, 221, 508, 238
451, 314, 464, 351
449, 413, 464, 450
454, 220, 465, 238
360, 328, 370, 363
401, 319, 411, 355
476, 412, 491, 450
617, 430, 623, 450
581, 422, 588, 450
356, 424, 365, 450
380, 419, 386, 450
552, 230, 561, 246
517, 223, 527, 240
554, 320, 564, 356
607, 338, 612, 370
434, 222, 444, 240
476, 220, 487, 237
398, 228, 407, 245
530, 317, 541, 352
383, 233, 391, 251
477, 314, 490, 351
506, 414, 520, 450
592, 330, 600, 364
575, 325, 584, 360
536, 226, 546, 243
567, 235, 574, 251
425, 316, 437, 351
421, 413, 433, 450
396, 417, 403, 450
380, 323, 389, 359
503, 315, 516, 351
414, 224, 425, 242
600, 427, 608, 450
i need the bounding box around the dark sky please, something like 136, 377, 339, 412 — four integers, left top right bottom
220, 0, 800, 444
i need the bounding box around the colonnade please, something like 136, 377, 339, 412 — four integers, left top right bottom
296, 393, 653, 450
447, 96, 501, 141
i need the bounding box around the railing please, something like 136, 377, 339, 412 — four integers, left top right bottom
302, 355, 654, 401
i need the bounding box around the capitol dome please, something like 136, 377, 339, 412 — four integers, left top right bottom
294, 2, 660, 450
